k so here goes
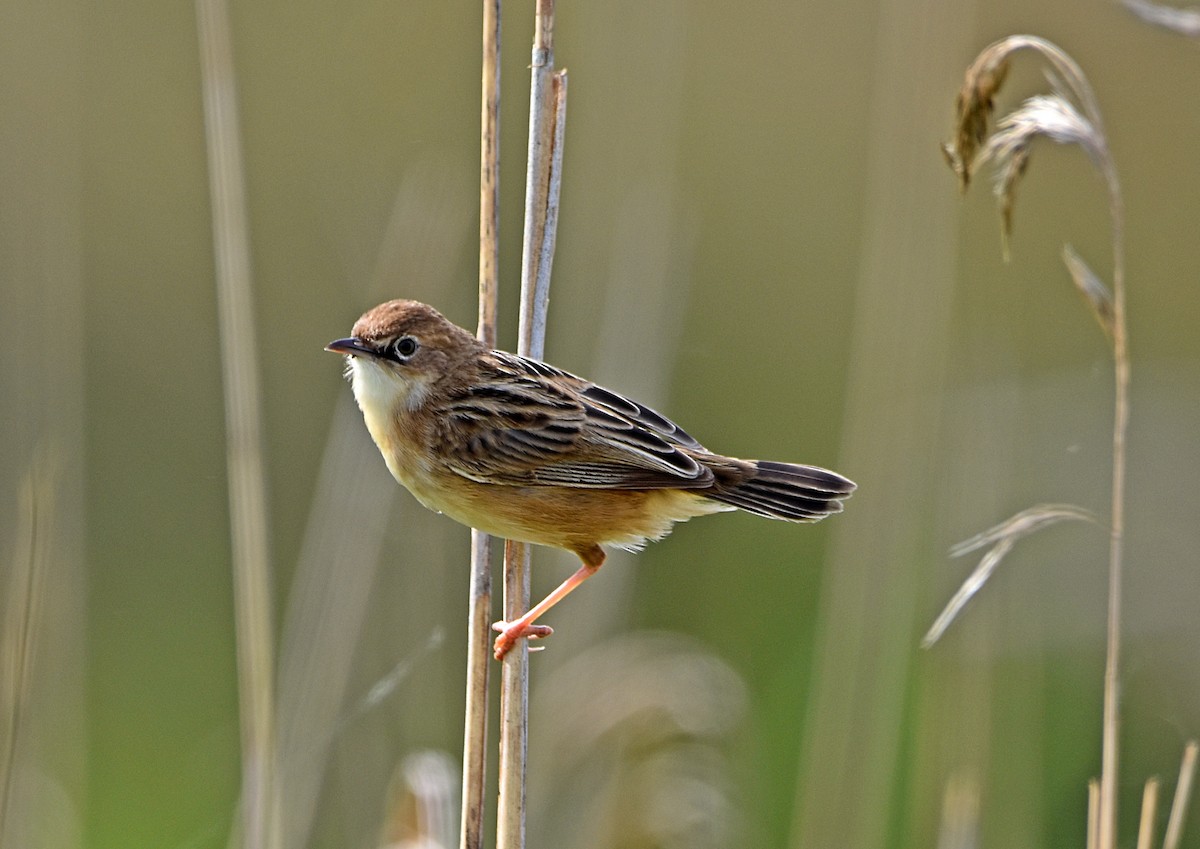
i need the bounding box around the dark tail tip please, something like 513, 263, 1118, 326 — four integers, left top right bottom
710, 460, 855, 522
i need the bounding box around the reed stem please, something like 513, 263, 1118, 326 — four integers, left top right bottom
459, 3, 502, 848
498, 3, 565, 848
195, 0, 280, 845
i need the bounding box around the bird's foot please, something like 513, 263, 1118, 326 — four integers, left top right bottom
492, 620, 554, 660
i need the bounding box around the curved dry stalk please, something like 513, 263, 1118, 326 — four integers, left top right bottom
940, 36, 1127, 849
1123, 0, 1200, 36
923, 505, 1096, 648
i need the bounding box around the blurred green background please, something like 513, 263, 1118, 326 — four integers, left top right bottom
3, 0, 1199, 847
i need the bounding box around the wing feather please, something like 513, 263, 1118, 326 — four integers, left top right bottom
432, 352, 713, 489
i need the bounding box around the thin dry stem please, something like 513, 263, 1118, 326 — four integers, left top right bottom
1137, 777, 1160, 849
499, 3, 563, 848
384, 751, 459, 849
195, 1, 280, 847
943, 37, 1125, 849
460, 4, 501, 848
1123, 0, 1200, 36
1163, 741, 1198, 849
1088, 779, 1101, 849
498, 537, 532, 849
477, 0, 501, 353
1101, 108, 1127, 849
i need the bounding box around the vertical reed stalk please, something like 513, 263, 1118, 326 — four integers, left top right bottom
498, 3, 566, 848
0, 461, 52, 848
195, 1, 279, 846
1088, 779, 1100, 849
1135, 777, 1159, 849
1163, 741, 1198, 849
460, 3, 502, 847
939, 37, 1128, 849
1099, 146, 1127, 849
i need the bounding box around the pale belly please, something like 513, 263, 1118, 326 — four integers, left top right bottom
398, 463, 729, 553
358, 396, 729, 553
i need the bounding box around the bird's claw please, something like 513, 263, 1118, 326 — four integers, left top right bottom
492, 620, 554, 660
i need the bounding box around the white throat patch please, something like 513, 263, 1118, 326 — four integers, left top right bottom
347, 356, 432, 417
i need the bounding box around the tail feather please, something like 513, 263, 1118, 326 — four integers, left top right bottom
706, 459, 855, 523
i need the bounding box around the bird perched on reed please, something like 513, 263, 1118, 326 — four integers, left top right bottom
328, 299, 855, 659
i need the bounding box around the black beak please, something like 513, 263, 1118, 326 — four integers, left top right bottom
325, 337, 376, 357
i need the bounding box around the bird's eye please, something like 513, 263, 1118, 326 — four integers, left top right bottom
392, 336, 419, 359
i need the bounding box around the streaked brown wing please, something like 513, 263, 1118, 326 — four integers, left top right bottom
577, 384, 706, 451
432, 352, 713, 489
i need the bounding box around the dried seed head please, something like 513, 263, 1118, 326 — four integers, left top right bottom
975, 94, 1104, 253
944, 51, 1011, 191
943, 36, 1112, 259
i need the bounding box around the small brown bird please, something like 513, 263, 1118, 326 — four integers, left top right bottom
328, 300, 855, 659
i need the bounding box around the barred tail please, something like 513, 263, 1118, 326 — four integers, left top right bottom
706, 459, 855, 522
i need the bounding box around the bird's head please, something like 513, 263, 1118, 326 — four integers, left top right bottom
326, 299, 481, 415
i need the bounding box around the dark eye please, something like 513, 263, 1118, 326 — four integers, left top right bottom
392, 336, 418, 359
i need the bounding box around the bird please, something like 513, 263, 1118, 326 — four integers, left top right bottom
327, 299, 855, 659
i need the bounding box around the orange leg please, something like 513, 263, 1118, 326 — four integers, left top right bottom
493, 545, 605, 660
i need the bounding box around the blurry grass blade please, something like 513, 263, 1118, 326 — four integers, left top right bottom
1123, 0, 1200, 35
357, 629, 444, 716
195, 0, 279, 843
276, 400, 398, 849
1063, 245, 1115, 338
947, 503, 1096, 558
382, 750, 459, 849
923, 537, 1013, 648
1163, 741, 1198, 849
529, 634, 747, 848
925, 504, 1096, 647
1089, 778, 1101, 849
1136, 777, 1159, 849
0, 456, 56, 839
935, 770, 980, 849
